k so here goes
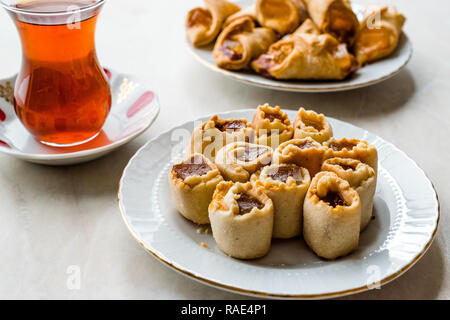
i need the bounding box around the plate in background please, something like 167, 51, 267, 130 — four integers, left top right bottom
186, 0, 413, 92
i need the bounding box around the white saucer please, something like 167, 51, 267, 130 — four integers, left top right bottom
118, 109, 439, 299
0, 68, 160, 165
186, 0, 413, 93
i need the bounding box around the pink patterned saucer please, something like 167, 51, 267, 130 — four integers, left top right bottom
0, 68, 159, 165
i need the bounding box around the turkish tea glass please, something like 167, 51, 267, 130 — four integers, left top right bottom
1, 0, 111, 146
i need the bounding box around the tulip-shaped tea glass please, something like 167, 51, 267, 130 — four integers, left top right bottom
1, 0, 111, 146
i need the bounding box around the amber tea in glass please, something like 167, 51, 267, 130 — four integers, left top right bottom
2, 0, 111, 146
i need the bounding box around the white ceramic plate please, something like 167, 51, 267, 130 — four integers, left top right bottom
0, 68, 160, 165
118, 109, 439, 299
185, 0, 413, 92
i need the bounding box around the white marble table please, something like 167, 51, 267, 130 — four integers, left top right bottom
0, 0, 448, 299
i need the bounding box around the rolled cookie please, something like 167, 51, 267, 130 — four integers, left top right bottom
215, 141, 273, 182
303, 171, 361, 259
323, 138, 378, 174
189, 115, 255, 161
293, 107, 333, 143
168, 154, 224, 224
322, 157, 376, 231
272, 137, 327, 177
251, 163, 311, 239
251, 104, 294, 149
209, 181, 274, 259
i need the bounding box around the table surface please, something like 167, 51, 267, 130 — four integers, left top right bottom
0, 0, 448, 300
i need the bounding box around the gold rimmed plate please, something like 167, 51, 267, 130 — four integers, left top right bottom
118, 109, 439, 299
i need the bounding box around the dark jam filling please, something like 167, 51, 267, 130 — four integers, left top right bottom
215, 120, 246, 131
236, 193, 264, 215
320, 192, 348, 208
295, 140, 315, 149
339, 164, 356, 171
238, 146, 267, 162
220, 40, 243, 61
329, 141, 356, 151
267, 165, 303, 183
172, 157, 210, 180
265, 112, 283, 122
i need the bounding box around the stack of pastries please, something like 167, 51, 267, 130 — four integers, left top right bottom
168, 104, 378, 260
186, 0, 406, 80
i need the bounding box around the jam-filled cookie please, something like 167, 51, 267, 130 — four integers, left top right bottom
322, 158, 376, 231
293, 108, 333, 143
186, 0, 240, 47
213, 17, 277, 70
169, 154, 224, 224
251, 104, 294, 149
215, 141, 273, 182
251, 163, 311, 239
303, 171, 361, 260
208, 181, 274, 259
272, 137, 327, 177
189, 115, 255, 161
323, 138, 378, 174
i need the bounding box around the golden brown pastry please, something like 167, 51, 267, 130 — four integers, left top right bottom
213, 17, 277, 70
168, 154, 224, 224
303, 0, 359, 46
273, 137, 327, 177
355, 5, 406, 65
293, 107, 333, 143
322, 157, 376, 231
323, 138, 378, 174
223, 5, 257, 28
292, 18, 321, 36
189, 116, 255, 161
255, 0, 308, 35
251, 28, 358, 80
303, 171, 361, 259
209, 181, 274, 259
251, 104, 294, 149
251, 164, 311, 238
215, 141, 273, 182
186, 0, 240, 47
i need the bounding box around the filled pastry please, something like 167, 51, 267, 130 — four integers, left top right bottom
209, 181, 274, 259
251, 163, 311, 238
303, 171, 361, 259
255, 0, 309, 35
292, 18, 321, 36
322, 157, 376, 231
168, 154, 224, 224
213, 17, 277, 70
355, 5, 406, 65
323, 138, 378, 174
293, 107, 333, 143
251, 104, 294, 148
303, 0, 359, 45
273, 137, 327, 177
215, 141, 273, 182
223, 5, 257, 28
186, 0, 240, 47
251, 25, 358, 80
189, 115, 255, 161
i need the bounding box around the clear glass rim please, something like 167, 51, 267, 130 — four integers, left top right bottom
0, 0, 105, 16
